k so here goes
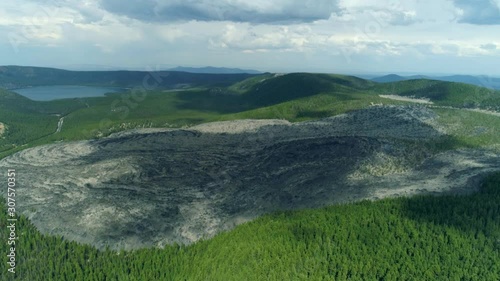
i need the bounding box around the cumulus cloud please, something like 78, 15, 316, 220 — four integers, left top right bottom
98, 0, 341, 24
453, 0, 500, 25
481, 43, 497, 50
209, 24, 314, 52
21, 0, 106, 23
336, 0, 422, 27
388, 10, 420, 26
2, 0, 500, 75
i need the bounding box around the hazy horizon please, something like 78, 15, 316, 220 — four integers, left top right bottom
1, 1, 499, 76
4, 64, 500, 80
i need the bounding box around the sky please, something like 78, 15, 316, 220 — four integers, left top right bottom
0, 0, 499, 76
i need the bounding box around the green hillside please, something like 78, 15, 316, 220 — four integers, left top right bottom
0, 89, 70, 153
0, 73, 387, 156
1, 172, 499, 280
240, 73, 375, 106
2, 72, 500, 158
0, 66, 258, 89
374, 79, 500, 110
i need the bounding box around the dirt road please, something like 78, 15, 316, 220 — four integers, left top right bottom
56, 117, 64, 133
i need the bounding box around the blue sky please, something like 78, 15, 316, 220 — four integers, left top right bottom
0, 0, 499, 75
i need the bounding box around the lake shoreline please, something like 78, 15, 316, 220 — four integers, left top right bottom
12, 85, 127, 101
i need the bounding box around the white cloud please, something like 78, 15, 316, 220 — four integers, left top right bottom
156, 27, 188, 43
480, 43, 497, 50
99, 0, 341, 24
210, 24, 315, 53
453, 0, 500, 25
0, 0, 499, 75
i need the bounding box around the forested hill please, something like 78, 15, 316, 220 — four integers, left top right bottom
0, 65, 260, 89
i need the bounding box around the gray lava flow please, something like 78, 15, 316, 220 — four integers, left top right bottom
1, 106, 499, 250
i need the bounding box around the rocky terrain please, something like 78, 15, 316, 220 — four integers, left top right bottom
1, 105, 499, 250
379, 94, 433, 104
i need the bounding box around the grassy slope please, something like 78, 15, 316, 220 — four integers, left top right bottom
370, 79, 500, 150
0, 73, 392, 149
0, 88, 90, 158
435, 108, 500, 150
2, 73, 500, 157
373, 79, 500, 110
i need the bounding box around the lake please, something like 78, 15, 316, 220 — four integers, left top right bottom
12, 85, 126, 101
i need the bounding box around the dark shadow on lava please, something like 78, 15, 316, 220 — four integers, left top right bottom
64, 109, 462, 249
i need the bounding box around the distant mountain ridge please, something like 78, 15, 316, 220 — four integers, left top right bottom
372, 74, 500, 89
0, 65, 260, 90
371, 74, 406, 83
168, 66, 262, 74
